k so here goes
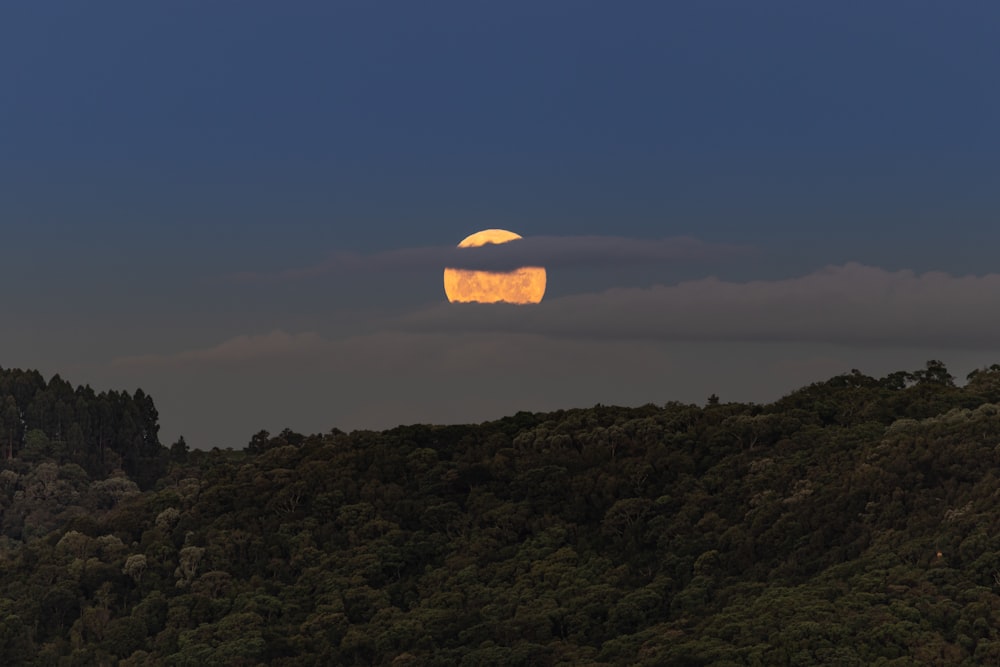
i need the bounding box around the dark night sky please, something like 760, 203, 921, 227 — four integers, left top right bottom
3, 1, 999, 447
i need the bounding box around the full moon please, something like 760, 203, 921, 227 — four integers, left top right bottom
443, 229, 546, 304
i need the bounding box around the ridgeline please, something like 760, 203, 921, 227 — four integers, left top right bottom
3, 361, 1000, 665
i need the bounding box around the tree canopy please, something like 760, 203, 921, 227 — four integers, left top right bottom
3, 361, 1000, 664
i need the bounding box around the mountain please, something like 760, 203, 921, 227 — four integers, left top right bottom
2, 361, 1000, 665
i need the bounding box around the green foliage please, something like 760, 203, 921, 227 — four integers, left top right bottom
4, 361, 1000, 663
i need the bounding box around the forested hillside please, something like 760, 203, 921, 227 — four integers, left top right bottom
4, 361, 1000, 665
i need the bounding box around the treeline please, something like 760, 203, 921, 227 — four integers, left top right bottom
0, 368, 166, 488
3, 362, 1000, 664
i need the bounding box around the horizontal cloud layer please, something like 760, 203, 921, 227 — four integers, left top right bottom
395, 263, 1000, 349
229, 235, 752, 281
125, 263, 1000, 367
105, 261, 1000, 447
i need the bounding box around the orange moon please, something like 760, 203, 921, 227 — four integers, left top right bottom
443, 229, 546, 304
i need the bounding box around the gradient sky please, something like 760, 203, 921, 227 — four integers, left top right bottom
3, 2, 999, 448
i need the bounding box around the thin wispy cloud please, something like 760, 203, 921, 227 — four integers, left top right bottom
111, 329, 636, 377
227, 235, 754, 282
113, 331, 328, 368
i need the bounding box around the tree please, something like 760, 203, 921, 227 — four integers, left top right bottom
246, 430, 271, 454
21, 428, 52, 462
914, 360, 955, 386
964, 365, 1000, 403
124, 554, 147, 584
2, 396, 21, 459
170, 436, 190, 462
0, 598, 32, 662
175, 547, 205, 587
102, 616, 147, 659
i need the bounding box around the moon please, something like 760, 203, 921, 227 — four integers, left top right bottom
443, 229, 546, 304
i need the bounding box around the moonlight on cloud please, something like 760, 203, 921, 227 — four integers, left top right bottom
442, 229, 546, 304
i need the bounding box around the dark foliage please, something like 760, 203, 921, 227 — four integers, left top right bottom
0, 368, 166, 488
3, 361, 1000, 665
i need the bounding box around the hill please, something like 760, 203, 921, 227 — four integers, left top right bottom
3, 361, 1000, 665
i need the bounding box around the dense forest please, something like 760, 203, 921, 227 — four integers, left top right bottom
3, 361, 1000, 665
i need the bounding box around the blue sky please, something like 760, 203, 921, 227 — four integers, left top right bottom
3, 2, 999, 447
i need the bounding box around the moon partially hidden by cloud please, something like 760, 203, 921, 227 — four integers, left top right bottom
443, 229, 546, 304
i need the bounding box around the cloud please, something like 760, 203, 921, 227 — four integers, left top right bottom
126, 262, 1000, 373
113, 328, 639, 376
113, 331, 328, 367
227, 235, 753, 282
105, 327, 688, 442
104, 260, 1000, 447
394, 263, 1000, 349
104, 324, 1000, 449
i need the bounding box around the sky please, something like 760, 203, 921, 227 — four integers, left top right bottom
2, 1, 999, 449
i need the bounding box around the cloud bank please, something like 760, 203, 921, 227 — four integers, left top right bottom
127, 263, 1000, 372
397, 263, 1000, 349
108, 262, 1000, 447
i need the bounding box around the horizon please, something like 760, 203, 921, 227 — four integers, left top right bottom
1, 357, 992, 450
3, 2, 999, 448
